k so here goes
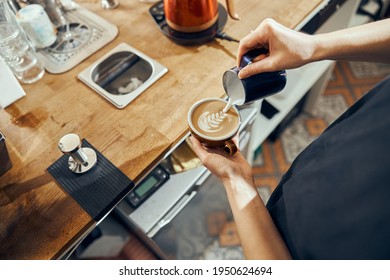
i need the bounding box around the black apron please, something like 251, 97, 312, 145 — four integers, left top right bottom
266, 76, 390, 259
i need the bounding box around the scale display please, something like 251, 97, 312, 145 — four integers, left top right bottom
135, 176, 159, 197
127, 166, 169, 208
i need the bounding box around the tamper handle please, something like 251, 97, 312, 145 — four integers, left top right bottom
58, 133, 97, 173
58, 133, 88, 166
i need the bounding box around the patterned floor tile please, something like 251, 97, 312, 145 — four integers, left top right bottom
253, 177, 279, 192
273, 139, 294, 173
341, 61, 390, 86
207, 211, 228, 237
327, 63, 345, 87
219, 221, 241, 247
352, 84, 376, 100
305, 118, 328, 136
323, 87, 355, 107
348, 61, 390, 79
252, 142, 277, 174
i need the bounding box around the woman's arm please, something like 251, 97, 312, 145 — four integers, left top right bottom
312, 19, 390, 63
237, 18, 390, 78
189, 136, 292, 259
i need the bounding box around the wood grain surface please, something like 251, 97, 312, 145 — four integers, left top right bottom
0, 0, 325, 259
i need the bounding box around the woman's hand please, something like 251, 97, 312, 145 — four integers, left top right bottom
237, 18, 315, 78
237, 18, 390, 79
189, 136, 254, 186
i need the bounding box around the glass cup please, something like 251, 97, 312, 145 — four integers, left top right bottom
17, 4, 57, 49
0, 0, 45, 84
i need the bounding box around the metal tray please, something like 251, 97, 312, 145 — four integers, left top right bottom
78, 43, 168, 109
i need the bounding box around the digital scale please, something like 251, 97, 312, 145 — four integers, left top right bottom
126, 165, 169, 208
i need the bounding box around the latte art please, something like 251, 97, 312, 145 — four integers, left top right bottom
189, 99, 240, 139
188, 98, 240, 155
198, 111, 227, 133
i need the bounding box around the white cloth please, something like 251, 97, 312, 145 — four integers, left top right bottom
0, 58, 26, 109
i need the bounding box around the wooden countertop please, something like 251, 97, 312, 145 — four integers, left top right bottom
0, 0, 326, 259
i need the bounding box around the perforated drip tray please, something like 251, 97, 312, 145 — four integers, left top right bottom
37, 4, 118, 74
78, 43, 168, 109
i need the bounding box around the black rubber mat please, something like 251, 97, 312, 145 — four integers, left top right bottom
47, 139, 134, 221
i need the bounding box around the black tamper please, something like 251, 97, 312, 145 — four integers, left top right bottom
58, 133, 97, 173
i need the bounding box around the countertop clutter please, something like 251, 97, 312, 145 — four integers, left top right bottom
0, 0, 326, 259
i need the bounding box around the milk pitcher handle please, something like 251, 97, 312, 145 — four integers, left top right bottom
239, 48, 269, 69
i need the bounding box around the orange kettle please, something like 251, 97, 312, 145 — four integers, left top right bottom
164, 0, 240, 33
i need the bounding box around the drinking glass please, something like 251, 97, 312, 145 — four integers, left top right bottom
0, 0, 45, 84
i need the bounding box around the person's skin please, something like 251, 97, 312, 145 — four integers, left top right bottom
237, 18, 390, 79
190, 18, 390, 259
189, 136, 292, 259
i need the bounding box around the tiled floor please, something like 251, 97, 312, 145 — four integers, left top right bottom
116, 60, 390, 260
